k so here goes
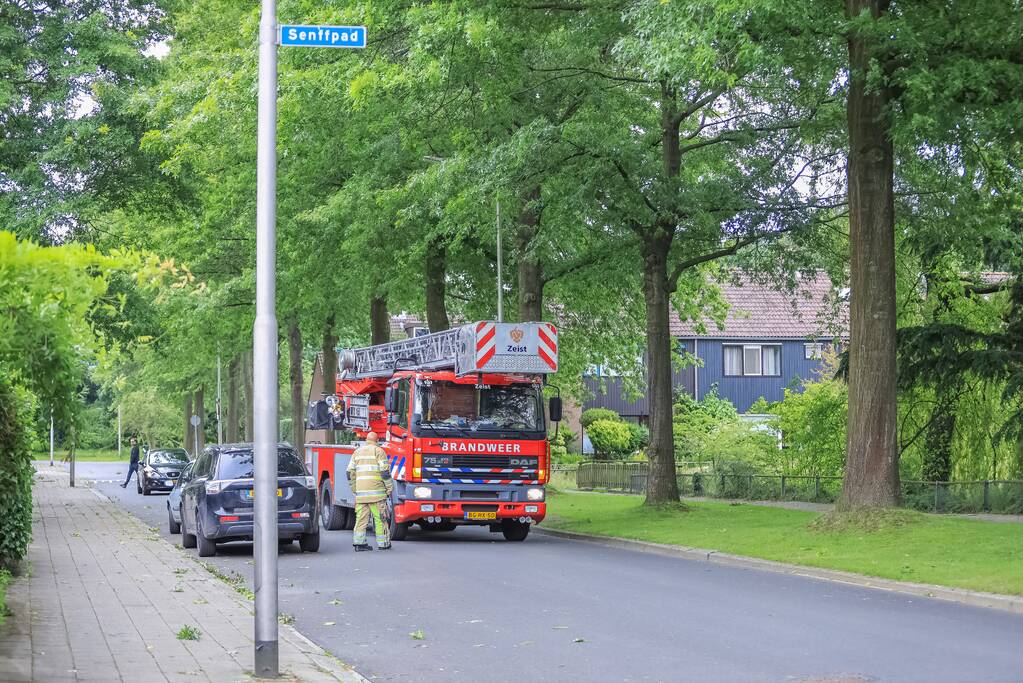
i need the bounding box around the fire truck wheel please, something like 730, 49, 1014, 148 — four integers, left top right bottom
320, 482, 344, 531
387, 512, 409, 541
501, 520, 530, 542
342, 507, 355, 530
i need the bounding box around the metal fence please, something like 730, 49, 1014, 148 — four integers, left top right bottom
563, 462, 1023, 515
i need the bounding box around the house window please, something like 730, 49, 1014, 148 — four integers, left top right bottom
412, 326, 430, 338
804, 342, 824, 360
724, 344, 782, 377
724, 346, 743, 376
762, 346, 780, 375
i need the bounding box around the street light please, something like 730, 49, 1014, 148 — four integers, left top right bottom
253, 0, 280, 676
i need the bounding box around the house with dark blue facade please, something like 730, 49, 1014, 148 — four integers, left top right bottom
582, 274, 847, 419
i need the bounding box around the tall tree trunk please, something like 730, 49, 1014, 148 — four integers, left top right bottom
227, 356, 240, 443
243, 349, 254, 442
322, 314, 338, 443
839, 0, 899, 509
642, 234, 680, 505
371, 295, 390, 345
425, 240, 450, 331
183, 392, 193, 452
517, 186, 544, 322
194, 386, 205, 453
288, 317, 305, 450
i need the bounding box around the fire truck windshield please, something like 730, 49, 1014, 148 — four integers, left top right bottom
415, 381, 544, 436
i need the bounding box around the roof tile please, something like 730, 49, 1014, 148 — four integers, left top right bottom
671, 273, 848, 339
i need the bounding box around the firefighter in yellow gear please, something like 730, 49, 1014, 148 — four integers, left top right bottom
346, 432, 394, 551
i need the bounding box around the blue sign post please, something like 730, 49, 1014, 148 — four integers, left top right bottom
278, 24, 366, 49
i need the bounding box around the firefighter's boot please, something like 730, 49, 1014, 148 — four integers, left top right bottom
353, 543, 373, 552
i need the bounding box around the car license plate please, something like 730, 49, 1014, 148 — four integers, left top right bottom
464, 511, 497, 520
166, 479, 176, 485
243, 488, 283, 500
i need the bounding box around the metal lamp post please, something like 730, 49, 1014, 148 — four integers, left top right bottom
253, 0, 280, 676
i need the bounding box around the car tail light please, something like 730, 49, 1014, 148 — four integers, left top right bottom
291, 512, 309, 518
220, 515, 239, 522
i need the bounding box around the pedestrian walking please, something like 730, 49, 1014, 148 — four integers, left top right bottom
346, 431, 393, 551
120, 437, 141, 488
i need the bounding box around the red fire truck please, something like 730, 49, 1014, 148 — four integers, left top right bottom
306, 321, 562, 542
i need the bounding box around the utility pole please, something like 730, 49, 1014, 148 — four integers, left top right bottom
117, 404, 122, 459
253, 0, 280, 676
496, 200, 503, 323
217, 354, 224, 445
49, 409, 54, 467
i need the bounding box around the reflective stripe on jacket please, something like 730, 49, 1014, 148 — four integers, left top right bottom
346, 444, 391, 503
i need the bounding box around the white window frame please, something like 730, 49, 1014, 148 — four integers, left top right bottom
804, 342, 823, 360
724, 343, 782, 377
743, 345, 763, 376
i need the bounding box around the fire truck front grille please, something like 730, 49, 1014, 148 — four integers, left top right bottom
461, 504, 499, 513
452, 455, 538, 469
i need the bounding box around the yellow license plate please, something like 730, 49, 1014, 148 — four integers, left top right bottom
464, 511, 497, 520
244, 488, 282, 499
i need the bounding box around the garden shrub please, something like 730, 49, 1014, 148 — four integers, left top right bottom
587, 419, 633, 459
626, 422, 649, 452
580, 408, 621, 429
0, 379, 35, 570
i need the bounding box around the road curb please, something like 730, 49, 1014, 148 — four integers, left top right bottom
534, 527, 1023, 615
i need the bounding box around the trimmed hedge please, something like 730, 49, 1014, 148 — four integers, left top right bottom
0, 379, 34, 570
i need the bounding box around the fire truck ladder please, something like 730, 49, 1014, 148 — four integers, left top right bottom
338, 328, 462, 379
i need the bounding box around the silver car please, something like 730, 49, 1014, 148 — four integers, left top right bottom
167, 461, 194, 534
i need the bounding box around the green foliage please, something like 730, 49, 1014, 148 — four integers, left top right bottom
175, 625, 200, 641
0, 1, 170, 237
586, 420, 634, 460
0, 379, 35, 570
580, 409, 621, 430
119, 387, 183, 449
626, 423, 649, 453
769, 380, 848, 478
75, 402, 116, 450
672, 388, 775, 466
0, 567, 10, 625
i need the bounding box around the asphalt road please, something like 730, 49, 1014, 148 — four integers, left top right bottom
57, 462, 1023, 683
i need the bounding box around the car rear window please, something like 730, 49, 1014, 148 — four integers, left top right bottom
150, 450, 189, 465
215, 448, 306, 480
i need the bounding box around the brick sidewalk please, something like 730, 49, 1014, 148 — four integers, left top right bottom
0, 470, 367, 683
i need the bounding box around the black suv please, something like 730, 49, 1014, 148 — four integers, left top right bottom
179, 443, 319, 557
139, 448, 191, 495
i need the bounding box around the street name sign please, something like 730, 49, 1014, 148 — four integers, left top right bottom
278, 24, 366, 48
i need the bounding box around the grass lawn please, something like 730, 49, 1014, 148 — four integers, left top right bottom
33, 448, 126, 462
545, 491, 1023, 596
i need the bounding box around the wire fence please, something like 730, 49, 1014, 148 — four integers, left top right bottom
554, 462, 1023, 515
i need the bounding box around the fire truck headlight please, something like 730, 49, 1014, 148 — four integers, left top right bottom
413, 486, 432, 499
526, 488, 544, 501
